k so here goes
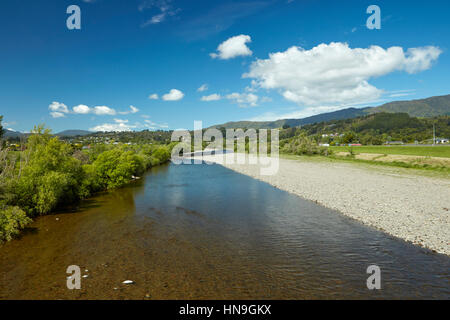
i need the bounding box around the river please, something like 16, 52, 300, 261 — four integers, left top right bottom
0, 163, 448, 299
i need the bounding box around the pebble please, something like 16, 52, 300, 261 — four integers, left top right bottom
201, 155, 450, 256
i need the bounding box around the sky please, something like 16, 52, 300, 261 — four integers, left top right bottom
0, 0, 449, 132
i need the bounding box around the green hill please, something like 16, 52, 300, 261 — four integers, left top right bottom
370, 95, 450, 118
56, 130, 92, 137
212, 94, 450, 129
295, 113, 450, 144
211, 107, 369, 130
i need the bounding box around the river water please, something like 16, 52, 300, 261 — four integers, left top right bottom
0, 163, 449, 299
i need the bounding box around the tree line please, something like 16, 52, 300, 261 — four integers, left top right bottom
279, 113, 449, 146
0, 121, 173, 242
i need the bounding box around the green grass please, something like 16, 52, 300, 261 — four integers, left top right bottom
329, 145, 450, 158
280, 153, 450, 178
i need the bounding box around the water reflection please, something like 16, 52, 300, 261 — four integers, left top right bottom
0, 163, 449, 299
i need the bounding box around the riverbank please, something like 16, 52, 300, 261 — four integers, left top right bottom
200, 154, 450, 256
1, 163, 449, 299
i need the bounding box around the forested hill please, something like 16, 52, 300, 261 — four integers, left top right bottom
371, 95, 450, 118
294, 113, 450, 144
210, 107, 369, 130
212, 94, 450, 130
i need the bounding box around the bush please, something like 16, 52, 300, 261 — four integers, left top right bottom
0, 124, 172, 241
282, 134, 329, 156
0, 206, 32, 242
8, 131, 85, 216
91, 148, 144, 189
152, 146, 171, 164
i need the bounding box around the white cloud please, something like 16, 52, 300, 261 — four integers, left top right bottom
388, 89, 416, 98
139, 0, 181, 27
210, 35, 252, 60
73, 104, 138, 115
403, 47, 442, 73
93, 106, 116, 115
50, 112, 66, 118
90, 117, 169, 132
149, 93, 159, 100
143, 119, 169, 129
90, 119, 136, 132
50, 102, 138, 118
118, 105, 140, 115
201, 94, 221, 101
197, 84, 208, 92
148, 12, 166, 25
162, 89, 184, 101
244, 42, 441, 107
49, 102, 69, 114
226, 92, 258, 107
73, 104, 90, 114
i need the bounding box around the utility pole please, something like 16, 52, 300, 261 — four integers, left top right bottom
433, 123, 436, 146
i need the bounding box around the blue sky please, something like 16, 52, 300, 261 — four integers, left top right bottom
0, 0, 449, 132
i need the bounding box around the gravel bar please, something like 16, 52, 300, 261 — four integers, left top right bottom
199, 155, 450, 256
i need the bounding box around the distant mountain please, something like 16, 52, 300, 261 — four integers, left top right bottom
369, 95, 450, 118
56, 130, 92, 137
3, 129, 92, 139
4, 129, 24, 138
211, 107, 369, 130
211, 94, 450, 129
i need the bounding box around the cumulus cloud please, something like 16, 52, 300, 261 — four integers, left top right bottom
162, 89, 184, 101
90, 119, 136, 132
201, 94, 221, 101
49, 102, 69, 118
244, 42, 441, 107
210, 35, 252, 60
49, 102, 69, 114
90, 117, 169, 132
226, 92, 258, 107
51, 102, 140, 118
149, 93, 159, 100
92, 106, 116, 115
197, 84, 208, 92
73, 104, 90, 114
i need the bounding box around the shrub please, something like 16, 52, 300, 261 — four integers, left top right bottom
0, 206, 32, 242
282, 134, 329, 156
9, 131, 85, 216
91, 149, 144, 189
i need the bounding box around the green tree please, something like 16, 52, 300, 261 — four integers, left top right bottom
342, 132, 357, 144
91, 148, 144, 189
8, 126, 85, 216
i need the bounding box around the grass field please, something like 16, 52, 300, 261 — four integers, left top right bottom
330, 145, 450, 158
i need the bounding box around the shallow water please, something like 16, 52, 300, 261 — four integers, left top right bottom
0, 163, 449, 299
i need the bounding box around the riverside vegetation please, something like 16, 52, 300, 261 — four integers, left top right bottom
0, 120, 172, 242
